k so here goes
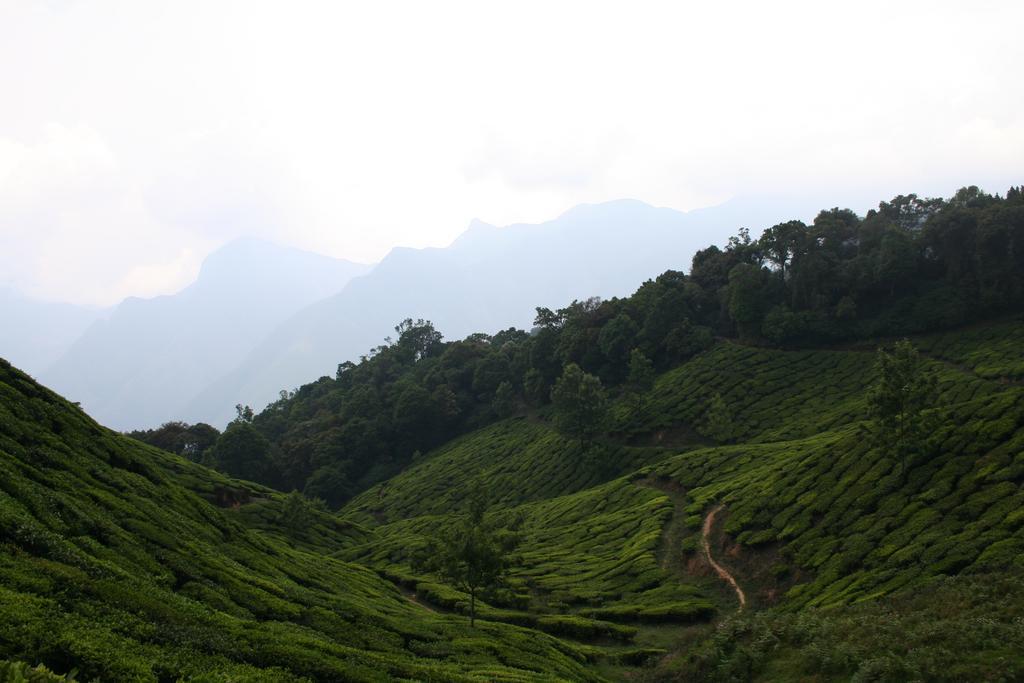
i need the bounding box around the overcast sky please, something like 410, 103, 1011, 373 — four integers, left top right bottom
1, 1, 1022, 306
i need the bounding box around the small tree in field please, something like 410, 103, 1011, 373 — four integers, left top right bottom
551, 363, 608, 448
419, 492, 512, 627
867, 340, 937, 481
702, 392, 737, 443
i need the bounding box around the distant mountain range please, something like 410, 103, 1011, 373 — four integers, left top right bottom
0, 288, 108, 376
6, 196, 821, 430
182, 197, 817, 426
40, 239, 370, 429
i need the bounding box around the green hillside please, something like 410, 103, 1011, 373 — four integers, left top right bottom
336, 319, 1024, 680
4, 185, 1024, 681
4, 320, 1024, 680
0, 359, 602, 681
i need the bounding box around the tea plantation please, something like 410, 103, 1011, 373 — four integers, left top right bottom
0, 359, 600, 681
3, 318, 1024, 681
339, 318, 1024, 680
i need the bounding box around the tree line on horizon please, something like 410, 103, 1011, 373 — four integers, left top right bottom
130, 185, 1024, 507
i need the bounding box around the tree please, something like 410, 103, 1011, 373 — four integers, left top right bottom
727, 263, 774, 340
205, 421, 274, 482
492, 380, 516, 417
867, 340, 937, 481
126, 421, 220, 463
523, 368, 548, 407
278, 490, 315, 535
419, 492, 512, 627
761, 220, 807, 279
235, 404, 255, 423
625, 349, 655, 413
550, 363, 608, 448
303, 463, 355, 509
394, 318, 444, 362
598, 313, 638, 367
702, 392, 736, 443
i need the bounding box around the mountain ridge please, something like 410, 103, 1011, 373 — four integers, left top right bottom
41, 239, 371, 430
184, 196, 817, 426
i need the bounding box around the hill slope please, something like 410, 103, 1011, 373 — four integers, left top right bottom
0, 358, 605, 681
337, 320, 1024, 680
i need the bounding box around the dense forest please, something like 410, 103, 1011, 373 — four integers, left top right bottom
132, 186, 1024, 508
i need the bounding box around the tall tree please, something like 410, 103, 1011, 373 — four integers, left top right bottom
867, 340, 938, 481
551, 363, 608, 448
760, 220, 807, 279
727, 263, 774, 340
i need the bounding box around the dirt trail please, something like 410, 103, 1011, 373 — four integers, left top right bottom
702, 504, 746, 610
639, 478, 747, 611
398, 586, 440, 614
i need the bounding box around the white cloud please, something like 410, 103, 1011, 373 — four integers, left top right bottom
1, 0, 1022, 305
0, 124, 207, 305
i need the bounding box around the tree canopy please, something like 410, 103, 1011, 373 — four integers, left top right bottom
867, 340, 938, 479
550, 363, 608, 448
190, 185, 1024, 508
416, 492, 514, 627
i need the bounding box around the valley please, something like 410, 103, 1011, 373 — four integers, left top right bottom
2, 187, 1024, 681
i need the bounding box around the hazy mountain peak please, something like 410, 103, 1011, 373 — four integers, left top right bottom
194, 237, 366, 288
42, 239, 373, 430
448, 218, 499, 249
554, 197, 660, 221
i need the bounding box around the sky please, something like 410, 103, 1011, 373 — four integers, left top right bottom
1, 0, 1022, 306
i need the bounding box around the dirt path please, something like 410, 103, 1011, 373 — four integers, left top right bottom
398, 586, 440, 614
639, 478, 747, 611
702, 504, 746, 610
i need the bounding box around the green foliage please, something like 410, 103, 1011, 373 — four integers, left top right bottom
641, 572, 1024, 682
867, 340, 939, 479
492, 380, 516, 418
126, 420, 220, 463
0, 360, 599, 681
701, 392, 736, 443
417, 492, 514, 627
7, 183, 1024, 680
523, 368, 548, 407
276, 490, 321, 536
0, 660, 73, 682
728, 263, 775, 340
205, 420, 273, 482
626, 349, 655, 413
339, 317, 1024, 679
551, 364, 608, 447
206, 185, 1024, 512
598, 313, 639, 368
